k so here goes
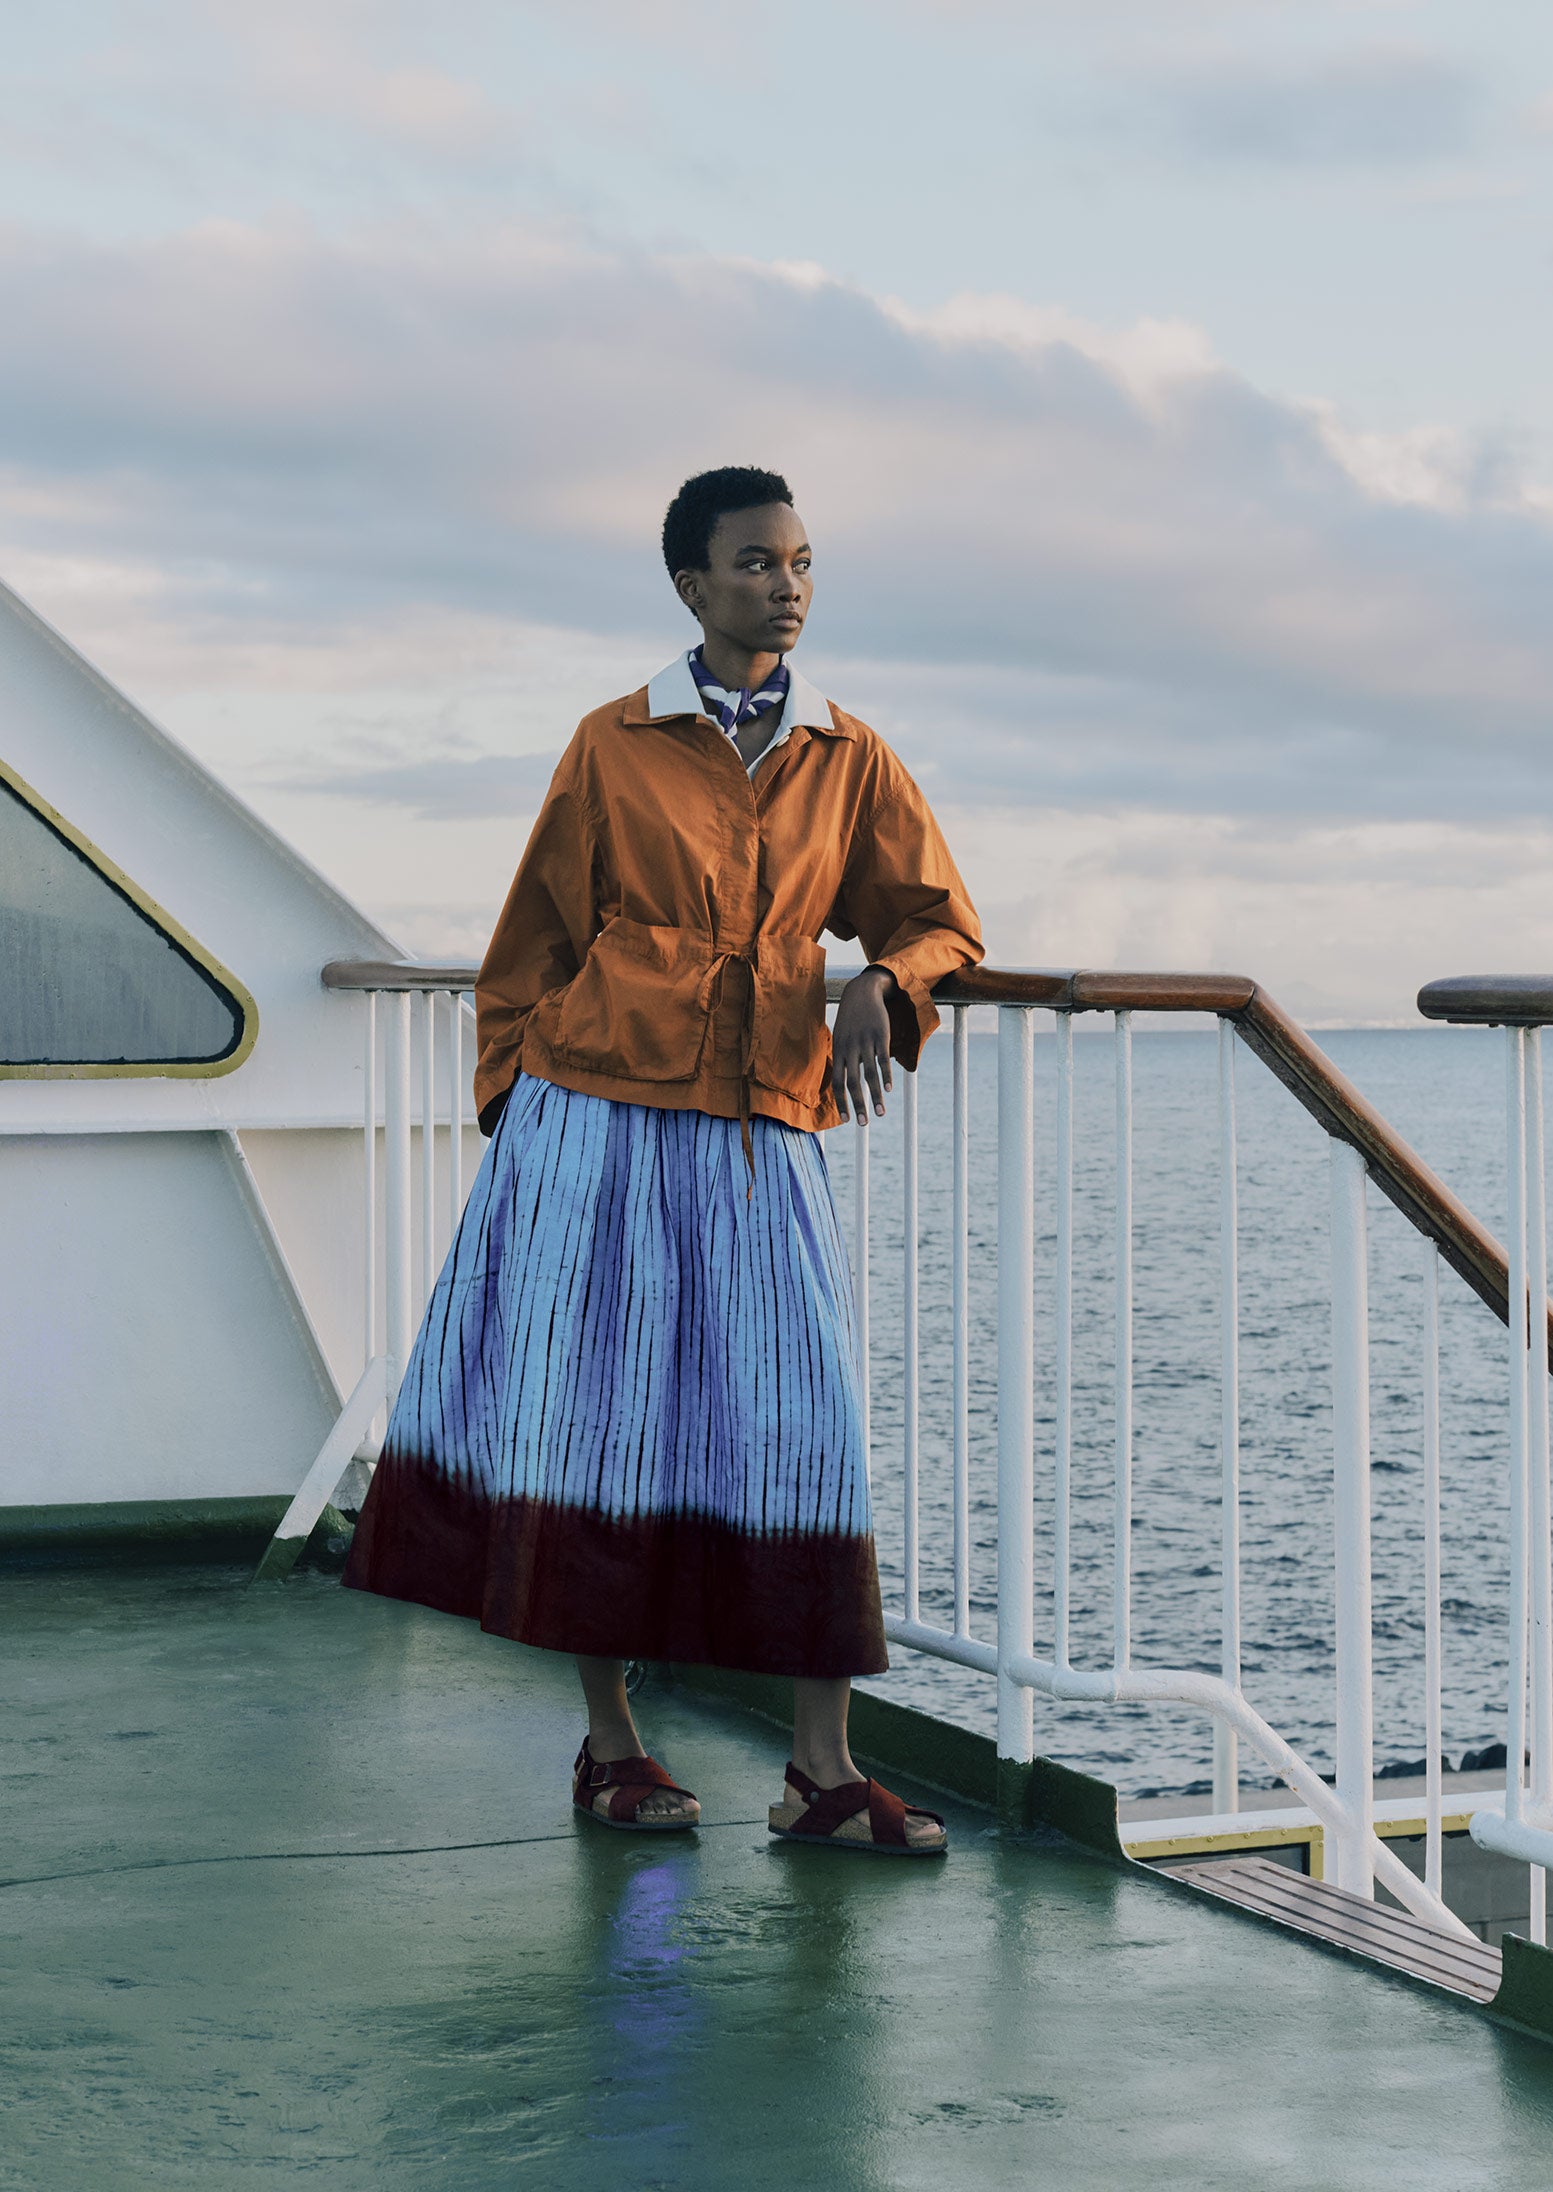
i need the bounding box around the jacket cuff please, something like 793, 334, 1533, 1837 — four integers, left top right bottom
871, 956, 939, 1071
473, 1046, 520, 1136
477, 1085, 512, 1138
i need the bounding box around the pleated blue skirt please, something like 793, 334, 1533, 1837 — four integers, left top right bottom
345, 1072, 888, 1675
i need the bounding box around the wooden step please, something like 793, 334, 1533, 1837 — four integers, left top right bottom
1160, 1855, 1502, 2003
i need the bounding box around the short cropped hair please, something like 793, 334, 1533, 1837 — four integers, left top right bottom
662, 466, 794, 582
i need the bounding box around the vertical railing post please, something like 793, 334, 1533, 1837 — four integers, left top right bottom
1506, 1026, 1531, 1845
362, 991, 378, 1377
1527, 1029, 1551, 1943
902, 1066, 920, 1624
384, 992, 414, 1409
1329, 1137, 1375, 1897
1054, 1010, 1074, 1670
1215, 1019, 1241, 1816
997, 1006, 1036, 1820
952, 1006, 971, 1639
362, 990, 381, 1449
446, 993, 464, 1243
1422, 1241, 1444, 1901
853, 1113, 871, 1481
1114, 1010, 1134, 1672
420, 989, 437, 1311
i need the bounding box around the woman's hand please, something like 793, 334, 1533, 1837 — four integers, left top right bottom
831, 966, 897, 1123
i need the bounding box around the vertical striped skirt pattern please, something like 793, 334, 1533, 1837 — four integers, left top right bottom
344, 1072, 887, 1676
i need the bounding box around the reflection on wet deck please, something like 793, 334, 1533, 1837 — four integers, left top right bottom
6, 1564, 1553, 2189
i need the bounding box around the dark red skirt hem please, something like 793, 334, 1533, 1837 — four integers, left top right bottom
342, 1452, 890, 1679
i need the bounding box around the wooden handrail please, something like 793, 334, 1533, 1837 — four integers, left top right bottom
1234, 985, 1518, 1332
321, 961, 1262, 1013
928, 967, 1260, 1014
321, 954, 1536, 1346
931, 968, 1532, 1343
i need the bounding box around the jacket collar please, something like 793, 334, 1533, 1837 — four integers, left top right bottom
627, 652, 849, 739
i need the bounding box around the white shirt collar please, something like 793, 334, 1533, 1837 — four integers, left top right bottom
645, 652, 834, 775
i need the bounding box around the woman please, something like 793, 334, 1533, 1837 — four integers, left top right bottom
345, 466, 983, 1856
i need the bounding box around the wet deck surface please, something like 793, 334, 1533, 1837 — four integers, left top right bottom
5, 1564, 1553, 2191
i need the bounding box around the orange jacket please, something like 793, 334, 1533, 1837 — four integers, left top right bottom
473, 668, 983, 1139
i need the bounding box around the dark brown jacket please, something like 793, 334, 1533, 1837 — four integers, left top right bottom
474, 665, 983, 1137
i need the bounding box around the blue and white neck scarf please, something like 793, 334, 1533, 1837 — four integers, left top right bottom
688, 646, 790, 743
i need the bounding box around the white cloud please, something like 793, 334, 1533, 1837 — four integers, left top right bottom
1307, 411, 1475, 510
884, 294, 1222, 406
1, 214, 1549, 805
4, 212, 1553, 1014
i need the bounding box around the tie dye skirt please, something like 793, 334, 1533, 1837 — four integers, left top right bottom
343, 1071, 887, 1676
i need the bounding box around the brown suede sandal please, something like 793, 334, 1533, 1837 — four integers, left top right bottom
768, 1761, 948, 1857
572, 1735, 699, 1832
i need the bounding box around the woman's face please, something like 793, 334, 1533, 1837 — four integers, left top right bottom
675, 502, 813, 657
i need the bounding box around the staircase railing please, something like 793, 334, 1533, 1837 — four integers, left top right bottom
256, 955, 1552, 1947
833, 967, 1537, 1944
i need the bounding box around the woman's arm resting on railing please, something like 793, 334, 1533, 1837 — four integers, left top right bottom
825, 780, 984, 1074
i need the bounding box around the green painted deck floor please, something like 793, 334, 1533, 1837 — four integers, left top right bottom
6, 1567, 1553, 2191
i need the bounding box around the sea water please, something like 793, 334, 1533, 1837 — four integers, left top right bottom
829, 1023, 1518, 1799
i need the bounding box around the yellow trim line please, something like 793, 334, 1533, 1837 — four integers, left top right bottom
1124, 1792, 1506, 1885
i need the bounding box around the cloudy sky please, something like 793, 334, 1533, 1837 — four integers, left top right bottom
6, 0, 1553, 1019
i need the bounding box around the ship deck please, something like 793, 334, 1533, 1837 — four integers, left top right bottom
7, 1561, 1553, 2190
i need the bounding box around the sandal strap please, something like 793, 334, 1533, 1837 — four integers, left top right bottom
573, 1737, 696, 1823
783, 1760, 944, 1847
865, 1780, 909, 1846
784, 1762, 874, 1838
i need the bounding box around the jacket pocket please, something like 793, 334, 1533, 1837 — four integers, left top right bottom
752, 934, 830, 1104
550, 918, 713, 1083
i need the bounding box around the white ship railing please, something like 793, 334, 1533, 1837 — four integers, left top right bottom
1419, 978, 1553, 1940
259, 955, 1553, 1948
826, 965, 1530, 1944
254, 962, 476, 1575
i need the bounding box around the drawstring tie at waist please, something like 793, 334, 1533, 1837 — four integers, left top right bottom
699, 949, 758, 1196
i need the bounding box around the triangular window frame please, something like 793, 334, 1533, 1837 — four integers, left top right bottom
0, 756, 258, 1079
